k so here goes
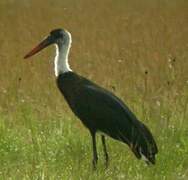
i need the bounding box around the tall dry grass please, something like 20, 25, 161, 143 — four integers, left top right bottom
1, 0, 187, 127
0, 0, 188, 178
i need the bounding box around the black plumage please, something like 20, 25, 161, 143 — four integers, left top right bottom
57, 71, 158, 168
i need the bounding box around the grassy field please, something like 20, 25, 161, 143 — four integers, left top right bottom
0, 0, 188, 179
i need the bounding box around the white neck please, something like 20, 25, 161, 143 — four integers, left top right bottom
54, 31, 72, 76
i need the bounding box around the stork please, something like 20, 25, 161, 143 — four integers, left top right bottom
24, 28, 158, 169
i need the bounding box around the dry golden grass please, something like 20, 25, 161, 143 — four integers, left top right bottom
1, 0, 187, 125
0, 0, 188, 179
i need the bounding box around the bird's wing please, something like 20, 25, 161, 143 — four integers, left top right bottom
74, 83, 141, 139
74, 83, 158, 161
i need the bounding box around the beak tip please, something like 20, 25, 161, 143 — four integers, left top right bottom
23, 36, 52, 60
24, 55, 29, 59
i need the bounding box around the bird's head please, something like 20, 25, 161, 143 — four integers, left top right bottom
24, 28, 71, 59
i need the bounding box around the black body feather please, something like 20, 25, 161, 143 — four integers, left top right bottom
57, 71, 158, 164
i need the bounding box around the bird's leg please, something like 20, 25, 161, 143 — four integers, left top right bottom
101, 135, 109, 168
91, 132, 98, 170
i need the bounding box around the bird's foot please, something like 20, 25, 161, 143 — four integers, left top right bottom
92, 158, 98, 170
104, 156, 109, 169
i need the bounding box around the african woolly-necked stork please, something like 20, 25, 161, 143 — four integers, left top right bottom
24, 28, 158, 169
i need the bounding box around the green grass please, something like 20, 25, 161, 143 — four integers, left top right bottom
0, 0, 188, 179
0, 106, 188, 179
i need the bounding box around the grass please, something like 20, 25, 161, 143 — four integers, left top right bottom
0, 0, 188, 179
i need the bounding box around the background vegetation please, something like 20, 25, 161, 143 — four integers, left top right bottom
0, 0, 188, 179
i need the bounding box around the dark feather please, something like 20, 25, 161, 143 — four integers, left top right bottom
57, 72, 158, 164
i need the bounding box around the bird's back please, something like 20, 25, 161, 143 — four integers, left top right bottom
56, 72, 158, 164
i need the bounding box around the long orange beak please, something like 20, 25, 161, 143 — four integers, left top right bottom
24, 36, 53, 59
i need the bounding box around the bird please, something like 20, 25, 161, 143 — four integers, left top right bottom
24, 28, 158, 169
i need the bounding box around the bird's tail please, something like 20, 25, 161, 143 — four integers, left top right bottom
118, 122, 158, 164
130, 122, 158, 164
